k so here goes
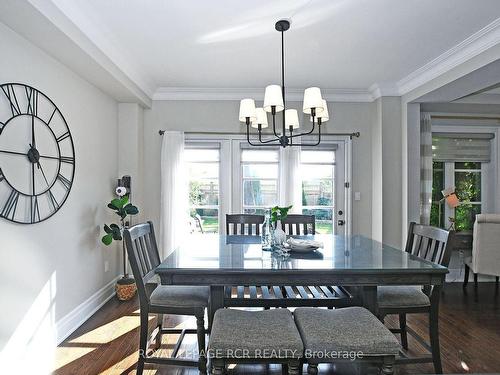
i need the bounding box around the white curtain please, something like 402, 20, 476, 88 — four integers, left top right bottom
159, 131, 188, 260
420, 113, 433, 225
279, 147, 302, 213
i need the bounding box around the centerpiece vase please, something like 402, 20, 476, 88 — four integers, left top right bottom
273, 220, 287, 246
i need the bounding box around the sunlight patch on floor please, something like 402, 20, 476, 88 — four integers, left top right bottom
68, 315, 153, 344
53, 346, 96, 371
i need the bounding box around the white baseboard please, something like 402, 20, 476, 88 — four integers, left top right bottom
55, 276, 120, 344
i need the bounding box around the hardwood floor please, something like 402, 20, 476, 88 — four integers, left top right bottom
55, 283, 500, 375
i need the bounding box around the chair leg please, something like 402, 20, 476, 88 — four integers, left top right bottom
307, 363, 318, 375
429, 308, 443, 374
463, 264, 470, 288
196, 315, 207, 373
399, 313, 409, 350
212, 359, 225, 375
474, 273, 478, 289
155, 313, 163, 349
496, 276, 499, 287
288, 359, 300, 375
381, 355, 395, 375
137, 310, 149, 375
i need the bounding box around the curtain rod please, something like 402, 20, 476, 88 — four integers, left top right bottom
431, 115, 500, 121
158, 130, 361, 138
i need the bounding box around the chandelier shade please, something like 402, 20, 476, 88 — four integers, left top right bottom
303, 87, 324, 115
263, 85, 284, 113
251, 107, 269, 128
310, 99, 330, 123
238, 98, 257, 122
285, 109, 300, 129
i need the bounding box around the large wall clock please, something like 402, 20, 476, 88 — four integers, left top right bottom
0, 83, 75, 224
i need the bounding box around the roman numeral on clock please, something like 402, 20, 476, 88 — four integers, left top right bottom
31, 196, 40, 223
1, 190, 19, 220
0, 169, 4, 183
48, 190, 59, 211
56, 131, 70, 143
1, 84, 21, 116
57, 174, 71, 190
60, 156, 75, 165
26, 87, 38, 116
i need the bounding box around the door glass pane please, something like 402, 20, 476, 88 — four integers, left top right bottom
430, 161, 444, 228
455, 170, 481, 202
301, 150, 335, 163
455, 162, 481, 170
302, 208, 333, 234
455, 204, 481, 231
241, 149, 279, 162
302, 180, 333, 206
242, 164, 278, 178
187, 147, 220, 233
300, 164, 333, 179
243, 180, 278, 206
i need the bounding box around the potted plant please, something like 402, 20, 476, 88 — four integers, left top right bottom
270, 205, 292, 245
101, 188, 139, 301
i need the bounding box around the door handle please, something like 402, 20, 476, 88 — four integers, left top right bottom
337, 220, 345, 226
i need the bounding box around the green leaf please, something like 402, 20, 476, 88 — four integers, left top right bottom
110, 223, 120, 230
107, 202, 119, 211
119, 196, 129, 207
102, 234, 113, 245
103, 224, 112, 234
111, 198, 124, 209
124, 204, 139, 215
112, 231, 122, 241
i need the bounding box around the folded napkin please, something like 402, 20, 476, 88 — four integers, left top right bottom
286, 237, 324, 249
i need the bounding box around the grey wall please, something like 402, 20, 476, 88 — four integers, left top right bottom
143, 100, 375, 237
0, 22, 120, 372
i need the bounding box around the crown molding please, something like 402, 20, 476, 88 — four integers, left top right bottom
397, 17, 500, 96
369, 83, 400, 99
153, 87, 374, 102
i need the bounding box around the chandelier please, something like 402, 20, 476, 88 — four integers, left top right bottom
238, 19, 329, 148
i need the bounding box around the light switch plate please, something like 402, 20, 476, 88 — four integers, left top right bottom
354, 192, 361, 201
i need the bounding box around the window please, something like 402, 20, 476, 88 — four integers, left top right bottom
300, 150, 335, 234
430, 161, 482, 230
241, 149, 279, 215
454, 162, 482, 231
186, 147, 220, 233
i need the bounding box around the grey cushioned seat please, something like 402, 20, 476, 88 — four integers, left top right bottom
378, 286, 430, 308
294, 307, 400, 356
149, 285, 209, 308
208, 309, 304, 359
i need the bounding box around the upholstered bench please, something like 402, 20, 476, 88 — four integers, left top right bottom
294, 307, 400, 375
208, 308, 303, 375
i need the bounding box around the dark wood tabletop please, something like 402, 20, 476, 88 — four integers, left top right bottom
156, 234, 448, 325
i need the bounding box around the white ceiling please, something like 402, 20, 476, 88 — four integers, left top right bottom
0, 0, 495, 103
48, 0, 500, 95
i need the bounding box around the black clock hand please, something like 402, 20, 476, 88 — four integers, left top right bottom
37, 162, 50, 188
0, 149, 60, 161
32, 162, 35, 195
32, 114, 35, 149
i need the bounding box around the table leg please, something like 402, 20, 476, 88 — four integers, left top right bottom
362, 286, 378, 316
208, 285, 224, 331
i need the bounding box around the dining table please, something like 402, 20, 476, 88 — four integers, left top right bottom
155, 233, 449, 327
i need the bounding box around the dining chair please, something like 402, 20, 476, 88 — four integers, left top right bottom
224, 214, 352, 309
226, 213, 264, 235
463, 214, 500, 289
123, 221, 209, 374
294, 307, 400, 375
378, 222, 455, 374
281, 214, 316, 235
209, 309, 303, 374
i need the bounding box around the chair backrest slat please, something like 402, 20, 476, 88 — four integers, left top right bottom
226, 214, 264, 235
405, 222, 454, 267
281, 214, 316, 235
124, 221, 162, 306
